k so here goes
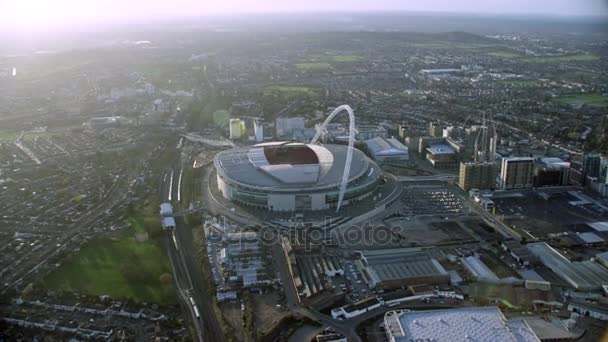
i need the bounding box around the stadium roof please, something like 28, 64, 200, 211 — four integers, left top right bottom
215, 143, 371, 189
389, 307, 540, 342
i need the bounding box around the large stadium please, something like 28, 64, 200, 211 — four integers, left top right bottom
214, 141, 383, 211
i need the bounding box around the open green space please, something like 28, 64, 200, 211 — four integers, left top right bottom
0, 130, 59, 142
488, 51, 599, 63
308, 54, 365, 62
488, 51, 521, 58
412, 42, 502, 49
520, 54, 599, 63
294, 62, 334, 72
44, 206, 175, 305
556, 93, 608, 107
263, 85, 320, 99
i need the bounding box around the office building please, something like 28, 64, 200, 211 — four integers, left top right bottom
582, 153, 602, 185
458, 161, 497, 191
425, 143, 457, 169
499, 157, 534, 189
428, 122, 443, 137
533, 157, 570, 187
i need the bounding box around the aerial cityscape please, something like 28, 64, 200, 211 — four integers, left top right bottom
1, 1, 608, 341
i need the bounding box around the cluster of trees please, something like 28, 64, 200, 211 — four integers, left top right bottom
587, 115, 608, 155
186, 93, 231, 130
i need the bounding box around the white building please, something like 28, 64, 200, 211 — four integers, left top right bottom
365, 137, 409, 163
383, 307, 540, 342
254, 120, 264, 142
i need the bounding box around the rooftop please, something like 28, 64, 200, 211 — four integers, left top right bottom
361, 249, 448, 284
527, 242, 608, 291
389, 307, 540, 342
426, 144, 455, 155
215, 143, 373, 189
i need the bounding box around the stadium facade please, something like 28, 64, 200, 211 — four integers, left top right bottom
214, 141, 382, 211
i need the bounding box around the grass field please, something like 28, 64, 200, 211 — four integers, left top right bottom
308, 54, 365, 62
488, 51, 521, 58
488, 51, 599, 63
263, 85, 320, 98
294, 62, 334, 71
411, 42, 503, 49
556, 94, 608, 107
44, 206, 176, 305
0, 130, 59, 142
520, 54, 599, 63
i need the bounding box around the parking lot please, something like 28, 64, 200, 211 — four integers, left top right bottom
399, 186, 464, 216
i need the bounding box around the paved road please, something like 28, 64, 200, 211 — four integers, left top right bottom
396, 174, 457, 182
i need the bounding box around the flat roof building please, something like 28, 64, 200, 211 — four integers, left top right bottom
384, 307, 540, 342
527, 242, 608, 291
365, 137, 409, 163
358, 249, 449, 290
426, 143, 457, 169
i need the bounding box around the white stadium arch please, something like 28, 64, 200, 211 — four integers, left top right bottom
311, 105, 356, 212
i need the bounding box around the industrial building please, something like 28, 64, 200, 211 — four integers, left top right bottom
294, 254, 344, 298
458, 161, 497, 191
527, 242, 608, 291
214, 141, 382, 211
383, 307, 540, 342
425, 143, 457, 169
461, 255, 500, 281
365, 137, 409, 163
499, 157, 534, 189
356, 249, 449, 290
534, 157, 570, 187
219, 232, 273, 288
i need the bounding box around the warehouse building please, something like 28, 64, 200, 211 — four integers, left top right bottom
365, 137, 409, 163
383, 307, 540, 342
357, 249, 449, 290
527, 242, 608, 291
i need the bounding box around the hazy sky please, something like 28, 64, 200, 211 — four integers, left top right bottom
1, 0, 607, 33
